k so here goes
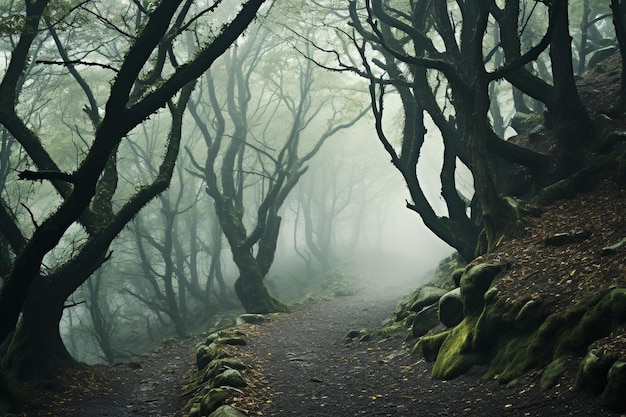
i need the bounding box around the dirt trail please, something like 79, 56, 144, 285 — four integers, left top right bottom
240, 284, 619, 417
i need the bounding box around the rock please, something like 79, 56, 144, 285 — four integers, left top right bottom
438, 288, 464, 328
236, 314, 266, 325
203, 358, 247, 383
196, 343, 228, 371
208, 405, 247, 417
412, 304, 439, 338
412, 330, 451, 362
201, 388, 232, 415
540, 356, 569, 391
431, 317, 483, 379
601, 361, 626, 412
407, 286, 449, 314
544, 229, 591, 246
575, 348, 618, 397
205, 329, 247, 346
345, 329, 364, 340
514, 299, 548, 332
460, 263, 504, 315
535, 179, 576, 206
601, 237, 626, 256
359, 333, 372, 342
213, 369, 246, 389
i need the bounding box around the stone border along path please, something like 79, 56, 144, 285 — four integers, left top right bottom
183, 283, 619, 417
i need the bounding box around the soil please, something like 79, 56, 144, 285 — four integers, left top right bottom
18, 338, 197, 417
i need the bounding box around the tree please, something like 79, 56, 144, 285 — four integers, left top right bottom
188, 23, 367, 313
0, 0, 266, 380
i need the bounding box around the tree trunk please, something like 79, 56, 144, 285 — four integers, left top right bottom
611, 0, 626, 114
2, 277, 77, 380
215, 199, 288, 314
549, 0, 592, 177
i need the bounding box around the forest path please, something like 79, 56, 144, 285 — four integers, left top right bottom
239, 280, 617, 417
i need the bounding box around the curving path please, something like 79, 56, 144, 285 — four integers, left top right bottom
242, 283, 618, 417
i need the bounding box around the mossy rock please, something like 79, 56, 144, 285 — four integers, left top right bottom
555, 288, 626, 357
412, 330, 451, 361
431, 317, 486, 379
601, 361, 626, 412
535, 179, 576, 206
213, 369, 246, 389
206, 329, 247, 345
203, 358, 247, 383
201, 388, 232, 415
197, 343, 228, 371
412, 304, 440, 338
514, 299, 549, 332
209, 405, 247, 417
540, 356, 569, 391
575, 348, 619, 397
438, 288, 464, 328
460, 263, 504, 315
407, 286, 448, 314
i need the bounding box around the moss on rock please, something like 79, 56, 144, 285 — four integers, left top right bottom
575, 348, 619, 397
601, 361, 626, 412
412, 330, 451, 361
431, 317, 486, 379
540, 356, 569, 391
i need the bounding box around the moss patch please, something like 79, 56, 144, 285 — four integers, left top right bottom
431, 317, 486, 379
540, 356, 569, 391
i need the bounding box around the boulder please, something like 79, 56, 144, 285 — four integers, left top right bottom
540, 356, 569, 391
412, 330, 451, 362
213, 369, 247, 389
535, 179, 576, 206
236, 314, 266, 325
514, 299, 548, 332
203, 358, 247, 383
209, 405, 247, 417
196, 343, 228, 371
602, 361, 626, 412
412, 304, 439, 338
206, 329, 247, 346
408, 286, 448, 313
575, 348, 618, 397
201, 388, 232, 415
438, 288, 464, 328
460, 263, 504, 315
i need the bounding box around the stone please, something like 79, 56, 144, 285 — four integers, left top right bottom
460, 263, 504, 315
535, 179, 576, 206
575, 348, 617, 397
438, 288, 464, 328
196, 343, 228, 371
407, 286, 448, 314
412, 304, 439, 338
203, 358, 247, 383
208, 405, 247, 417
345, 329, 365, 340
601, 361, 626, 412
201, 388, 232, 415
236, 314, 266, 325
413, 330, 451, 362
514, 299, 548, 332
544, 229, 591, 246
601, 237, 626, 256
540, 356, 569, 391
213, 369, 246, 389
